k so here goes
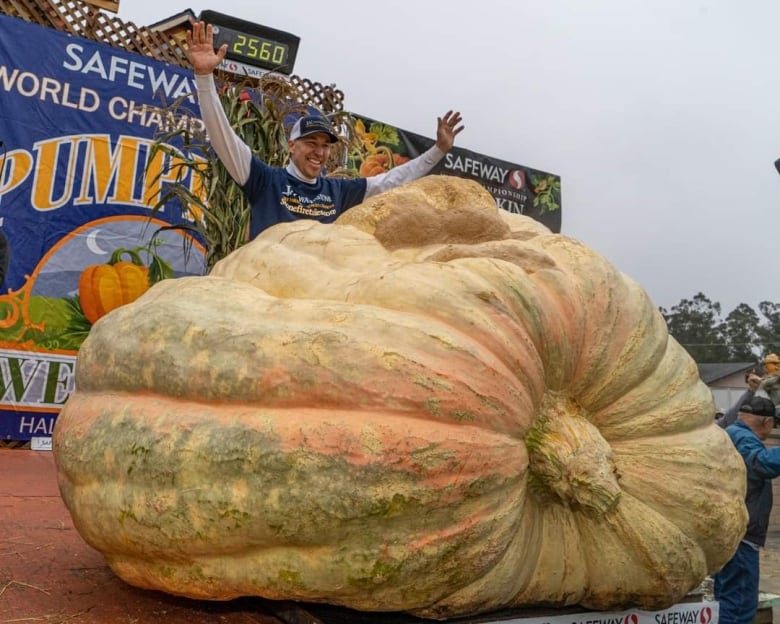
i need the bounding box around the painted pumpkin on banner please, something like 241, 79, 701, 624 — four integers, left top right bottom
78, 260, 150, 325
53, 176, 747, 619
77, 245, 176, 325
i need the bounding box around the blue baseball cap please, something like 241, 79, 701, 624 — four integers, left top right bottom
289, 115, 339, 143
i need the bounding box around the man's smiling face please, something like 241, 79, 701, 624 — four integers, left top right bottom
288, 134, 332, 179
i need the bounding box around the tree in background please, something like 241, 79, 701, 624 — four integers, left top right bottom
722, 303, 761, 362
660, 293, 730, 363
757, 302, 780, 356
660, 293, 780, 364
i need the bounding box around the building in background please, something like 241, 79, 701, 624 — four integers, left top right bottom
698, 362, 757, 414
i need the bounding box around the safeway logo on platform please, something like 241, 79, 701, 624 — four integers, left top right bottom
652, 605, 713, 624
493, 602, 717, 624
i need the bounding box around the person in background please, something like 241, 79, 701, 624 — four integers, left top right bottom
714, 395, 780, 624
718, 368, 762, 428
185, 19, 465, 241
764, 353, 780, 376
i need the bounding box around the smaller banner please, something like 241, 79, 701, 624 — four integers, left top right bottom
490, 601, 717, 624
347, 114, 561, 233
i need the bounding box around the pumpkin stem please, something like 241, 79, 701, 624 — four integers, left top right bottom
106, 236, 175, 286
525, 392, 620, 515
108, 247, 145, 266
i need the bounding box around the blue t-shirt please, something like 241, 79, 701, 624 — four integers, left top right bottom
242, 158, 368, 240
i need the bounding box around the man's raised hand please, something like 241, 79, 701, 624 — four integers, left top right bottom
185, 20, 227, 76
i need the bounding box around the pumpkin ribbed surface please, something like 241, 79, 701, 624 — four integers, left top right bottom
53, 176, 746, 619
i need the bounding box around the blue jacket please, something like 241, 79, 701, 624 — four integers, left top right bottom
726, 420, 780, 546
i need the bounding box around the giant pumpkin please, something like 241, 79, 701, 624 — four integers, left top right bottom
53, 176, 746, 619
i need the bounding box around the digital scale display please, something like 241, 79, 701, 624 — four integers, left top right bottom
200, 10, 300, 75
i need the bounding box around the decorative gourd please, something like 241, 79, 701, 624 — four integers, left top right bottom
359, 153, 389, 176
359, 151, 410, 177
53, 176, 747, 619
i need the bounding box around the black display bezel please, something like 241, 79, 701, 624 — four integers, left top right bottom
199, 10, 300, 74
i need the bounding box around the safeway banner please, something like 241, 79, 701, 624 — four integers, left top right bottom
0, 15, 206, 440
493, 601, 717, 624
347, 114, 562, 233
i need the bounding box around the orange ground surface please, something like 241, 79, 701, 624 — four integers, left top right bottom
0, 449, 288, 623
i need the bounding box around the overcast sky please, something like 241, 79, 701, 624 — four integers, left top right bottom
117, 1, 780, 317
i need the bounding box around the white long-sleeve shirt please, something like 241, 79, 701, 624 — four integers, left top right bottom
194, 73, 446, 197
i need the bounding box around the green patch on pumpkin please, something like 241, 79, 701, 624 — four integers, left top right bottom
277, 568, 305, 589
425, 397, 442, 417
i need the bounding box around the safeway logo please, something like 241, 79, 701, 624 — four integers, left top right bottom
699, 607, 712, 624
623, 615, 638, 624
508, 169, 525, 190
